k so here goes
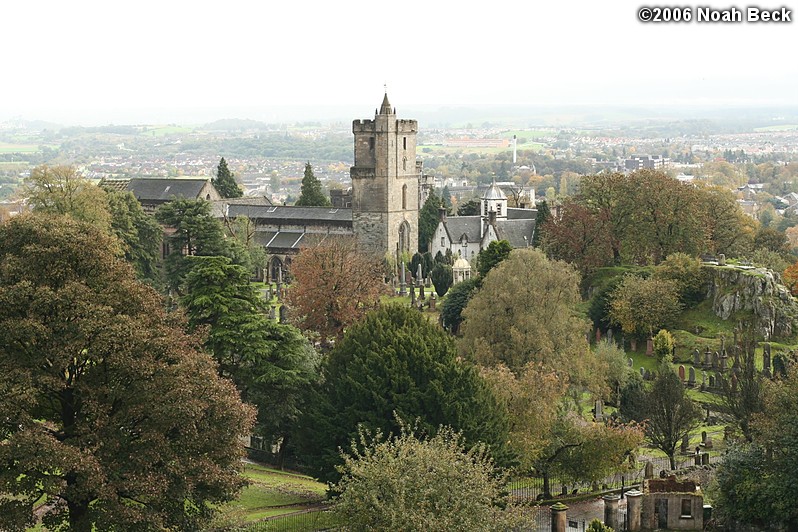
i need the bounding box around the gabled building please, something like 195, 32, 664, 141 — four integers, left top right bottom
126, 178, 221, 212
428, 179, 537, 261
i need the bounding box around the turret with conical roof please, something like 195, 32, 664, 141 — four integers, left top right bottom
481, 178, 507, 219
379, 92, 393, 115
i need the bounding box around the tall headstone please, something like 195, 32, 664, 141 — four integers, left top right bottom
704, 435, 714, 449
269, 305, 276, 321
701, 431, 707, 444
720, 336, 726, 356
419, 282, 425, 301
416, 263, 423, 284
628, 357, 634, 368
704, 348, 712, 368
644, 461, 654, 479
603, 495, 620, 530
278, 305, 286, 324
678, 365, 686, 383
410, 283, 416, 305
693, 348, 701, 367
708, 375, 715, 388
646, 338, 654, 357
607, 328, 614, 343
429, 292, 437, 310
594, 400, 603, 422
688, 366, 696, 386
399, 261, 407, 296
712, 352, 720, 370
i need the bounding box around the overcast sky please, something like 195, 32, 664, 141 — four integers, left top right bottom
3, 0, 795, 124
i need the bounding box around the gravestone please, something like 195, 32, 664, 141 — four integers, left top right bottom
694, 452, 702, 466
720, 353, 728, 372
631, 339, 637, 351
702, 371, 706, 387
716, 372, 723, 389
278, 305, 286, 324
678, 365, 686, 383
646, 338, 653, 356
702, 453, 710, 465
410, 284, 416, 305
718, 253, 726, 266
266, 286, 273, 300
720, 336, 726, 355
701, 431, 707, 444
419, 283, 425, 301
644, 461, 654, 479
269, 305, 276, 321
628, 357, 634, 368
693, 348, 701, 367
704, 436, 714, 449
641, 367, 646, 378
712, 352, 720, 370
429, 292, 437, 311
681, 434, 690, 454
399, 262, 407, 296
704, 347, 712, 368
688, 366, 696, 386
416, 263, 423, 283
607, 328, 614, 343
708, 375, 715, 388
594, 400, 603, 422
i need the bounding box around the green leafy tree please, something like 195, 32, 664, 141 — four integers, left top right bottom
653, 253, 706, 307
419, 189, 443, 252
430, 263, 453, 296
620, 363, 701, 469
212, 157, 243, 198
180, 255, 319, 458
333, 421, 519, 531
295, 162, 330, 207
293, 305, 511, 482
440, 277, 479, 334
609, 275, 682, 340
24, 164, 111, 230
457, 198, 480, 216
156, 199, 250, 291
653, 329, 675, 362
718, 326, 764, 441
477, 239, 512, 278
106, 190, 163, 285
0, 215, 254, 531
532, 199, 550, 247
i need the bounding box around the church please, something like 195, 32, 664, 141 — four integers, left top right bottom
217, 93, 421, 280
428, 180, 537, 264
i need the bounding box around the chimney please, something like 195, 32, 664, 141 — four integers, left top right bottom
438, 207, 447, 223
488, 209, 497, 225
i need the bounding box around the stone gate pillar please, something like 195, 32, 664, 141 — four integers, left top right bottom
603, 494, 620, 530
626, 489, 643, 531
551, 502, 568, 532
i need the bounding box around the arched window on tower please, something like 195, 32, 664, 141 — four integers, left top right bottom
402, 184, 407, 209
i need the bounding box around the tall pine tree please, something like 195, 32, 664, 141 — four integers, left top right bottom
419, 189, 442, 252
296, 162, 330, 207
212, 157, 243, 198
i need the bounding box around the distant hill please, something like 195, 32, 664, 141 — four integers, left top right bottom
202, 118, 273, 131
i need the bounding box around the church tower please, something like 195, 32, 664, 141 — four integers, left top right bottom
351, 93, 420, 256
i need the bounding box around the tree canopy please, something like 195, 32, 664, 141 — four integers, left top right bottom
332, 421, 518, 531
295, 162, 330, 207
292, 304, 511, 482
477, 239, 512, 278
0, 215, 254, 531
418, 189, 442, 253
212, 157, 243, 198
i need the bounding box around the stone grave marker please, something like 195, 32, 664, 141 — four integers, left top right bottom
278, 305, 286, 324
693, 348, 701, 367
704, 347, 712, 368
644, 461, 654, 479
607, 328, 614, 342
594, 400, 603, 421
701, 431, 707, 444
678, 365, 686, 382
704, 435, 714, 449
646, 337, 653, 356
429, 292, 437, 310
763, 346, 772, 378
688, 366, 696, 386
269, 305, 276, 321
709, 375, 715, 388
628, 357, 634, 368
399, 262, 407, 296
712, 351, 720, 370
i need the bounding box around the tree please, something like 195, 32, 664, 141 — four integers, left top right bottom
653, 253, 706, 307
286, 236, 385, 345
430, 263, 453, 296
156, 198, 250, 291
652, 329, 675, 362
419, 189, 443, 252
441, 185, 453, 210
212, 157, 243, 198
532, 199, 550, 247
714, 367, 798, 528
440, 277, 479, 334
180, 255, 319, 459
783, 260, 798, 295
24, 164, 111, 230
332, 421, 518, 531
106, 190, 163, 285
609, 275, 682, 340
295, 162, 330, 207
621, 363, 701, 469
293, 305, 511, 482
457, 198, 480, 216
459, 249, 596, 389
718, 326, 764, 442
0, 215, 254, 531
477, 239, 512, 278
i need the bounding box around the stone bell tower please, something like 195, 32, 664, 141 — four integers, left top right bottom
350, 93, 420, 256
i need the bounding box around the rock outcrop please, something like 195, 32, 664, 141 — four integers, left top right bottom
706, 265, 798, 339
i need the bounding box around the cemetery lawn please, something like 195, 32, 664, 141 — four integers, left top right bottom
219, 463, 327, 525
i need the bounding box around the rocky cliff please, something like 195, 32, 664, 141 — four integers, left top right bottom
706, 265, 798, 339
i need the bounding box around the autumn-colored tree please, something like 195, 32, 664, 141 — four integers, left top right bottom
609, 274, 682, 339
783, 261, 798, 295
286, 236, 386, 345
24, 164, 111, 230
0, 215, 254, 531
541, 199, 613, 275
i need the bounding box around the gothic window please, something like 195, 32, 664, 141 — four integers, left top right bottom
402, 184, 407, 209
399, 221, 411, 252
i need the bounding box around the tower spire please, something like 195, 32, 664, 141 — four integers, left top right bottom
379, 91, 393, 115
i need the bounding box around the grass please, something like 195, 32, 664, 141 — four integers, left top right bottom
0, 143, 41, 153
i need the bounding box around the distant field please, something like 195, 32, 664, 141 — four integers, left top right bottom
0, 143, 40, 153
141, 125, 193, 137
503, 129, 552, 139
754, 124, 798, 132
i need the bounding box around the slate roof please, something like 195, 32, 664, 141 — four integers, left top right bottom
224, 204, 353, 226
127, 178, 210, 202
443, 216, 482, 242
99, 178, 130, 191
494, 219, 536, 248
483, 180, 507, 200
507, 207, 537, 220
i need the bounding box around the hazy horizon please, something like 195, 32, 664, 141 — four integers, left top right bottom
4, 0, 795, 127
